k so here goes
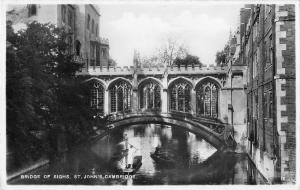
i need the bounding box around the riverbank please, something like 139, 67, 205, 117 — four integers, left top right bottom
7, 128, 110, 183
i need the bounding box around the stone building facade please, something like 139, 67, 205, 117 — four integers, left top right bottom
6, 4, 110, 68
238, 4, 295, 183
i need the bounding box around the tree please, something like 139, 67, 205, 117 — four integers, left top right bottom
174, 54, 202, 67
6, 21, 93, 164
108, 57, 117, 67
139, 37, 188, 67
157, 37, 188, 66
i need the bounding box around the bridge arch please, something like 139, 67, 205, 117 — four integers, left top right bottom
195, 77, 221, 118
106, 113, 227, 150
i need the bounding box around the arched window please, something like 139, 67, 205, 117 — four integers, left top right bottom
61, 5, 66, 23
196, 81, 219, 118
110, 80, 132, 113
90, 82, 104, 113
87, 14, 90, 29
92, 19, 94, 33
169, 79, 191, 113
139, 80, 161, 110
96, 24, 98, 36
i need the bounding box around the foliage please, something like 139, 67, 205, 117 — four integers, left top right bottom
215, 44, 230, 66
6, 21, 93, 163
108, 57, 117, 67
174, 54, 202, 67
138, 37, 188, 67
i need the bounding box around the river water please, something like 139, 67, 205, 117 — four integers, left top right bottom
9, 124, 267, 185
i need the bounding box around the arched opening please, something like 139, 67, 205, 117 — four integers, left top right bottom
106, 115, 226, 150
90, 81, 105, 114
169, 79, 192, 113
109, 79, 132, 113
196, 80, 219, 118
139, 80, 161, 111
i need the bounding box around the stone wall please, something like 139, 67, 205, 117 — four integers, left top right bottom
274, 4, 295, 183
241, 4, 295, 183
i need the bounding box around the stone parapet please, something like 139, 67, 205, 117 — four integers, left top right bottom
77, 65, 228, 76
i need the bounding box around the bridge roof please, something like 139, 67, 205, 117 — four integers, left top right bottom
77, 66, 228, 76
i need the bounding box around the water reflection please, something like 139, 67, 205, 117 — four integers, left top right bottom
9, 124, 267, 185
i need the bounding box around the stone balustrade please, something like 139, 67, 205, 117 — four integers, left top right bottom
77, 65, 228, 76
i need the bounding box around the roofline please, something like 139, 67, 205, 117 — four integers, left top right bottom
89, 4, 100, 16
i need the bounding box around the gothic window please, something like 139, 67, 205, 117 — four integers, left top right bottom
169, 79, 191, 113
110, 80, 132, 113
264, 84, 273, 119
92, 19, 94, 33
196, 81, 219, 118
139, 80, 161, 110
253, 52, 257, 78
68, 10, 73, 28
90, 82, 104, 113
96, 24, 98, 36
61, 5, 66, 23
28, 4, 37, 17
265, 5, 272, 18
101, 48, 107, 59
87, 14, 90, 29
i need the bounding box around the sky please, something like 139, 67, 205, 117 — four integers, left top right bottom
99, 3, 244, 67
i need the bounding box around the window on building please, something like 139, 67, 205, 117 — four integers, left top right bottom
265, 5, 272, 18
61, 5, 66, 23
28, 4, 37, 17
90, 82, 104, 113
169, 79, 191, 113
92, 19, 94, 33
253, 53, 257, 78
68, 11, 73, 27
264, 85, 273, 119
110, 80, 132, 113
139, 80, 161, 110
196, 81, 219, 118
87, 14, 90, 29
269, 35, 273, 64
263, 91, 268, 117
101, 48, 107, 59
269, 91, 273, 118
96, 24, 98, 36
90, 43, 96, 67
264, 35, 273, 70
